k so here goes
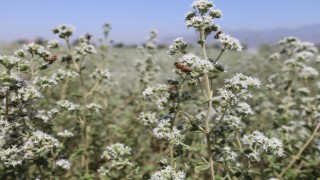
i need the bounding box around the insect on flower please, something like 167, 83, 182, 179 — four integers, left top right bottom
168, 85, 177, 92
214, 31, 223, 40
44, 55, 58, 64
174, 62, 191, 73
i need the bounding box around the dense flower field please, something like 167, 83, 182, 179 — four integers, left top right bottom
0, 0, 319, 179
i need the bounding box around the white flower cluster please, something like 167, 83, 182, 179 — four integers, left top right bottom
33, 76, 57, 89
15, 42, 51, 58
56, 100, 79, 111
236, 102, 253, 115
176, 53, 214, 76
278, 36, 299, 47
86, 103, 102, 112
142, 84, 170, 110
57, 130, 74, 138
225, 73, 261, 90
153, 119, 182, 141
296, 41, 318, 54
97, 166, 109, 176
10, 86, 42, 102
0, 55, 26, 70
98, 143, 133, 176
0, 145, 22, 167
145, 29, 158, 50
52, 24, 75, 40
278, 37, 318, 56
90, 68, 112, 80
0, 73, 21, 95
269, 53, 281, 61
142, 84, 167, 97
74, 42, 97, 56
241, 131, 285, 161
51, 69, 78, 82
191, 0, 214, 14
278, 38, 319, 80
220, 115, 241, 130
0, 118, 21, 135
56, 159, 71, 170
151, 166, 186, 180
186, 15, 212, 28
297, 87, 310, 96
101, 143, 131, 160
138, 111, 157, 126
298, 66, 319, 79
157, 157, 169, 165
168, 37, 187, 56
215, 32, 243, 51
221, 146, 238, 162
35, 109, 59, 123
22, 131, 60, 159
209, 9, 222, 18
185, 0, 221, 32
214, 74, 260, 108
295, 51, 315, 62
47, 40, 59, 49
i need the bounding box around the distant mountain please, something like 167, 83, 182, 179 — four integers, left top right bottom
160, 24, 320, 48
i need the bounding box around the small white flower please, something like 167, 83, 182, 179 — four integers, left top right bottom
74, 42, 97, 55
52, 24, 75, 40
168, 37, 187, 55
186, 16, 212, 28
138, 111, 157, 126
153, 119, 182, 141
142, 87, 154, 97
101, 143, 131, 160
47, 40, 59, 49
57, 130, 74, 138
90, 68, 111, 80
86, 103, 102, 112
191, 0, 214, 13
236, 102, 253, 115
151, 166, 186, 180
215, 32, 242, 51
56, 159, 71, 170
56, 100, 79, 111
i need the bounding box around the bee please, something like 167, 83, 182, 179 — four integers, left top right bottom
174, 62, 184, 69
84, 33, 92, 41
174, 62, 191, 73
168, 85, 177, 92
214, 31, 223, 40
44, 55, 57, 64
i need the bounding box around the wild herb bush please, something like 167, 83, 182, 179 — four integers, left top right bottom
0, 0, 319, 179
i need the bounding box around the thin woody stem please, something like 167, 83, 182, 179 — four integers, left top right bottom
200, 28, 215, 180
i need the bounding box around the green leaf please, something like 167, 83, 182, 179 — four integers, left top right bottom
194, 163, 210, 173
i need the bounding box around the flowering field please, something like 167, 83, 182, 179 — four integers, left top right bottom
1, 0, 320, 179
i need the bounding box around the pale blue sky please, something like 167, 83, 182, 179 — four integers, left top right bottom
0, 0, 319, 43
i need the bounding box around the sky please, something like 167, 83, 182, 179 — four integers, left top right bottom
0, 0, 320, 44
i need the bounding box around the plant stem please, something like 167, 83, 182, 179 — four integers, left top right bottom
210, 107, 228, 133
82, 94, 89, 173
66, 39, 72, 50
170, 146, 174, 167
37, 165, 45, 180
50, 149, 56, 180
200, 29, 215, 180
213, 49, 225, 64
278, 122, 320, 178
